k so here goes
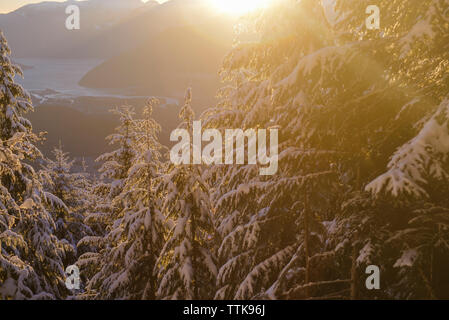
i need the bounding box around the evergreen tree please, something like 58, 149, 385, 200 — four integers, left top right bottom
156, 89, 217, 299
78, 106, 137, 298
119, 98, 166, 299
204, 0, 449, 299
203, 0, 340, 300
40, 143, 93, 265
80, 100, 166, 299
0, 31, 68, 299
334, 0, 449, 299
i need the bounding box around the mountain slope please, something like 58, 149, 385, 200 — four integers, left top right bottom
69, 0, 227, 58
0, 0, 153, 58
0, 0, 230, 59
79, 16, 235, 106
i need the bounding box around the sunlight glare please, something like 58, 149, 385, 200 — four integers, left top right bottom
212, 0, 270, 15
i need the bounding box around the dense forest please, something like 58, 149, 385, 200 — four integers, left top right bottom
1, 0, 448, 300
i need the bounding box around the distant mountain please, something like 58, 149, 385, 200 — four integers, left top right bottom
79, 15, 235, 106
2, 0, 237, 107
0, 0, 155, 58
78, 0, 237, 106
69, 0, 232, 59
0, 0, 232, 60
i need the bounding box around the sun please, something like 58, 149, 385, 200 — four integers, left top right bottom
212, 0, 270, 15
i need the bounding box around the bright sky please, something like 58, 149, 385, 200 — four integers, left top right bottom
0, 0, 166, 14
0, 0, 268, 15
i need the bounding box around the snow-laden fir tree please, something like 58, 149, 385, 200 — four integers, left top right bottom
0, 31, 69, 299
156, 89, 217, 300
330, 0, 449, 299
268, 0, 449, 299
113, 98, 167, 299
40, 143, 93, 266
264, 0, 449, 299
202, 0, 449, 299
364, 98, 449, 298
78, 106, 137, 298
202, 0, 344, 299
79, 99, 166, 299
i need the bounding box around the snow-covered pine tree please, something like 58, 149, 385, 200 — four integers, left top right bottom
112, 98, 167, 299
202, 0, 449, 299
156, 89, 217, 300
0, 30, 68, 299
202, 0, 344, 300
78, 106, 137, 298
323, 0, 449, 299
80, 99, 166, 299
40, 143, 93, 265
365, 98, 449, 299
255, 0, 449, 300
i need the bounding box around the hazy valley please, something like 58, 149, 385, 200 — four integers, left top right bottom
1, 0, 235, 162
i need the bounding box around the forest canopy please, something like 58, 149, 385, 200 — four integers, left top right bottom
0, 0, 448, 300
